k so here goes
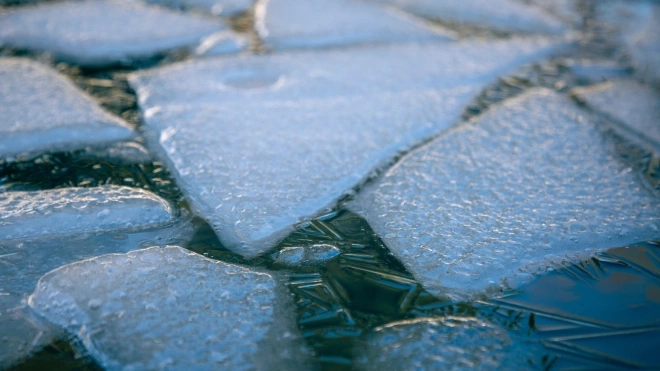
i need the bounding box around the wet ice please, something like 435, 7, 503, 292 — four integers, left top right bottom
130, 38, 569, 258
364, 0, 567, 35
350, 88, 660, 299
0, 186, 174, 240
0, 58, 134, 160
256, 0, 452, 50
28, 246, 311, 370
0, 0, 235, 67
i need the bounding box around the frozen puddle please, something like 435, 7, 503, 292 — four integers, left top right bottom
356, 317, 539, 370
574, 79, 660, 151
256, 0, 452, 50
0, 58, 134, 160
145, 0, 253, 16
350, 88, 660, 298
364, 0, 566, 35
28, 246, 311, 370
130, 37, 569, 258
0, 0, 237, 67
0, 185, 174, 240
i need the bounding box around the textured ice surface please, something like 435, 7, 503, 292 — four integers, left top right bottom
356, 317, 538, 370
28, 246, 311, 370
0, 58, 134, 159
350, 88, 660, 298
0, 0, 231, 67
81, 142, 154, 165
0, 222, 195, 368
597, 1, 660, 85
0, 186, 174, 240
145, 0, 253, 16
271, 244, 340, 266
576, 79, 660, 151
365, 0, 566, 34
130, 38, 569, 258
256, 0, 452, 50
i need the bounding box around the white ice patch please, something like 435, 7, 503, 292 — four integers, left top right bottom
27, 246, 311, 370
350, 88, 660, 299
0, 58, 134, 160
364, 0, 567, 35
0, 186, 174, 240
257, 0, 453, 50
0, 0, 234, 67
129, 38, 570, 258
575, 79, 660, 152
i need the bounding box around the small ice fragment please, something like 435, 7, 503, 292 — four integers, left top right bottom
272, 244, 340, 266
28, 246, 312, 370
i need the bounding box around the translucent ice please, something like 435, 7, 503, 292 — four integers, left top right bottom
356, 317, 538, 370
0, 186, 174, 240
256, 0, 452, 50
271, 244, 340, 266
0, 0, 232, 67
364, 0, 566, 35
145, 0, 253, 16
350, 88, 660, 298
130, 38, 570, 258
575, 79, 660, 151
28, 246, 311, 370
0, 58, 134, 160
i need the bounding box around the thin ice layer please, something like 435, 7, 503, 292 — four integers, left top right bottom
356, 317, 538, 370
576, 80, 660, 151
0, 0, 231, 67
364, 0, 566, 34
256, 0, 451, 50
0, 186, 174, 240
130, 38, 570, 258
28, 246, 311, 370
144, 0, 253, 16
0, 58, 134, 159
350, 89, 660, 298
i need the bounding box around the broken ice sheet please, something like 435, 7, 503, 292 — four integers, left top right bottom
574, 79, 660, 151
0, 58, 134, 160
144, 0, 253, 16
364, 0, 567, 35
350, 88, 660, 299
0, 185, 175, 240
0, 222, 195, 368
130, 38, 570, 258
256, 0, 452, 50
356, 317, 543, 370
0, 0, 235, 67
28, 246, 312, 370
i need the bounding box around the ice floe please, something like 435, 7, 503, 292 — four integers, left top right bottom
256, 0, 452, 50
145, 0, 253, 16
28, 246, 311, 370
365, 0, 567, 35
356, 317, 539, 370
350, 88, 660, 298
0, 0, 235, 67
130, 38, 570, 258
0, 186, 174, 240
0, 58, 134, 160
574, 79, 660, 151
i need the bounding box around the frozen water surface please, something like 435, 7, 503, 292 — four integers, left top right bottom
256, 0, 452, 50
130, 38, 569, 257
0, 185, 174, 240
271, 244, 341, 266
350, 88, 660, 298
28, 246, 311, 370
356, 317, 539, 370
364, 0, 567, 35
575, 79, 660, 151
145, 0, 253, 16
0, 58, 134, 160
0, 0, 233, 67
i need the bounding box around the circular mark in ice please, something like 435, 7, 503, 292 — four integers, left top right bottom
220, 70, 283, 90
